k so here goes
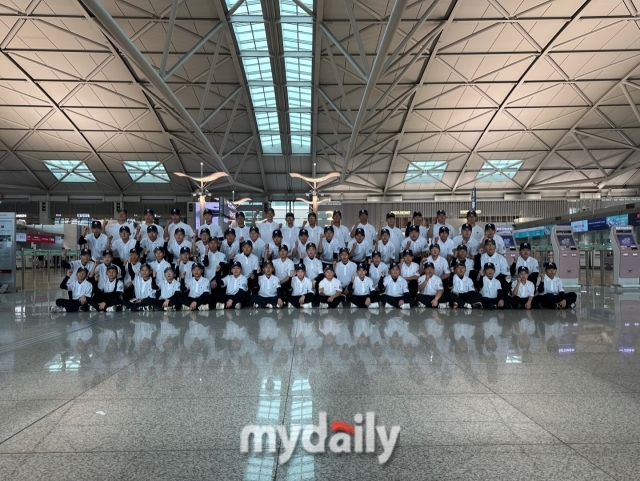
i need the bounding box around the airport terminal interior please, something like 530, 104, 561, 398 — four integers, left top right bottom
3, 0, 640, 480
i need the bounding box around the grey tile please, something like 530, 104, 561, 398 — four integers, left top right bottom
284, 394, 559, 447
0, 399, 70, 445
0, 454, 26, 480
0, 398, 285, 453
502, 393, 640, 443
275, 445, 613, 480
570, 443, 640, 480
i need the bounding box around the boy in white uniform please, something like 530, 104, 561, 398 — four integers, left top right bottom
317, 265, 344, 308
417, 261, 444, 308
511, 266, 535, 309
346, 263, 379, 308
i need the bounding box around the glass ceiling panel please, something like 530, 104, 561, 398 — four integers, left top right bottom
124, 161, 170, 183
45, 160, 96, 183
284, 58, 312, 82
281, 23, 313, 51
228, 0, 263, 15
287, 86, 312, 109
233, 23, 268, 51
249, 86, 277, 108
477, 160, 523, 182
404, 161, 447, 183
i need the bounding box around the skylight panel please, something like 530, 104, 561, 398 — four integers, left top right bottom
228, 0, 263, 15
284, 58, 312, 82
242, 57, 273, 81
404, 161, 447, 183
233, 23, 268, 51
124, 161, 170, 183
260, 134, 282, 154
45, 160, 95, 182
290, 112, 311, 132
291, 135, 311, 154
255, 111, 280, 131
249, 86, 277, 108
281, 23, 313, 51
280, 0, 313, 16
477, 160, 522, 182
287, 86, 311, 108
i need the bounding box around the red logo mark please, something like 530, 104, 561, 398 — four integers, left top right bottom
331, 420, 355, 436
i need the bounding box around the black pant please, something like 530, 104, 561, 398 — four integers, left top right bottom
212, 289, 249, 308
147, 295, 183, 310
284, 292, 315, 307
481, 296, 507, 309
175, 293, 210, 309
417, 294, 439, 307
446, 291, 482, 307
251, 295, 281, 307
528, 273, 539, 285
537, 292, 577, 309
496, 274, 511, 295
406, 279, 418, 299
87, 296, 122, 311
380, 293, 415, 308
511, 296, 533, 309
317, 294, 345, 308
56, 298, 91, 312
347, 292, 379, 307
123, 284, 135, 301
280, 278, 292, 295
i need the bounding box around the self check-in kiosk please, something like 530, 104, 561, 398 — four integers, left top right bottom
497, 227, 518, 265
551, 225, 580, 287
611, 225, 640, 287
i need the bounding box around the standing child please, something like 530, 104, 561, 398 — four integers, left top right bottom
348, 227, 372, 264
367, 250, 388, 287
148, 246, 171, 280
510, 242, 539, 285
251, 260, 283, 308
417, 261, 444, 308
303, 243, 324, 290
203, 237, 226, 280
220, 227, 239, 263
107, 225, 137, 268
286, 264, 315, 308
451, 244, 476, 278
292, 228, 310, 263
138, 225, 164, 263
536, 262, 577, 310
78, 221, 107, 262
511, 266, 535, 309
402, 225, 427, 265
51, 267, 93, 313
167, 227, 192, 262
235, 240, 260, 277
173, 246, 195, 283
318, 226, 341, 270
475, 238, 510, 293
347, 263, 379, 308
248, 226, 266, 261
436, 226, 455, 262
317, 265, 344, 308
424, 244, 450, 284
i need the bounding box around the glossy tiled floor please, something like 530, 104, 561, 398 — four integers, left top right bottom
0, 287, 639, 480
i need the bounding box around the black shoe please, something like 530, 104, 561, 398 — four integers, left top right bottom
472, 302, 483, 309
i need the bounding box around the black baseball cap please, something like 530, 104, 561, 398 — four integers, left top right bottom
429, 244, 440, 250
519, 242, 531, 250
147, 225, 158, 233
359, 209, 368, 216
308, 212, 317, 218
119, 225, 131, 233
339, 247, 349, 254
171, 208, 181, 215
80, 248, 91, 256
461, 223, 472, 231
278, 244, 289, 252
439, 226, 449, 234
250, 226, 259, 233
413, 210, 422, 217
423, 261, 435, 268
371, 250, 381, 257
153, 246, 165, 253
102, 249, 113, 256
381, 228, 390, 235
299, 229, 309, 236
324, 225, 334, 232
485, 223, 496, 230
545, 262, 557, 270
200, 227, 210, 235
236, 211, 246, 218
402, 249, 413, 257
192, 262, 204, 270
225, 228, 236, 235
117, 208, 128, 214
484, 238, 496, 245
295, 263, 306, 271
231, 261, 242, 269
144, 208, 154, 215
355, 228, 365, 235
456, 244, 468, 251
437, 209, 446, 215
203, 209, 214, 216
286, 212, 294, 218
389, 262, 400, 270
242, 240, 253, 247
91, 220, 101, 228
306, 243, 316, 250
263, 260, 274, 268
179, 246, 191, 254
467, 210, 477, 217
357, 263, 367, 270
174, 227, 185, 235
484, 262, 496, 271
409, 225, 420, 233
129, 248, 139, 255
76, 267, 88, 273
332, 210, 342, 216
323, 264, 334, 272
453, 260, 465, 268
106, 265, 118, 272
386, 212, 395, 219
517, 266, 529, 273
272, 229, 282, 238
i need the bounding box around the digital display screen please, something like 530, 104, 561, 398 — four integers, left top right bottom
557, 235, 576, 247
606, 214, 628, 227
617, 234, 636, 247
571, 220, 588, 232
502, 236, 515, 247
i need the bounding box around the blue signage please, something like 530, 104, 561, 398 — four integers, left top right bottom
588, 217, 607, 231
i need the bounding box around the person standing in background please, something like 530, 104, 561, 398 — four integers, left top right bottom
350, 209, 377, 243
330, 210, 350, 247
105, 208, 132, 240
253, 207, 279, 241
383, 212, 404, 262
462, 210, 484, 243
427, 209, 454, 242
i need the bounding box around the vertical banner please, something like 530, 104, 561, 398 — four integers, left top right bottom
0, 212, 16, 290
471, 187, 477, 210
